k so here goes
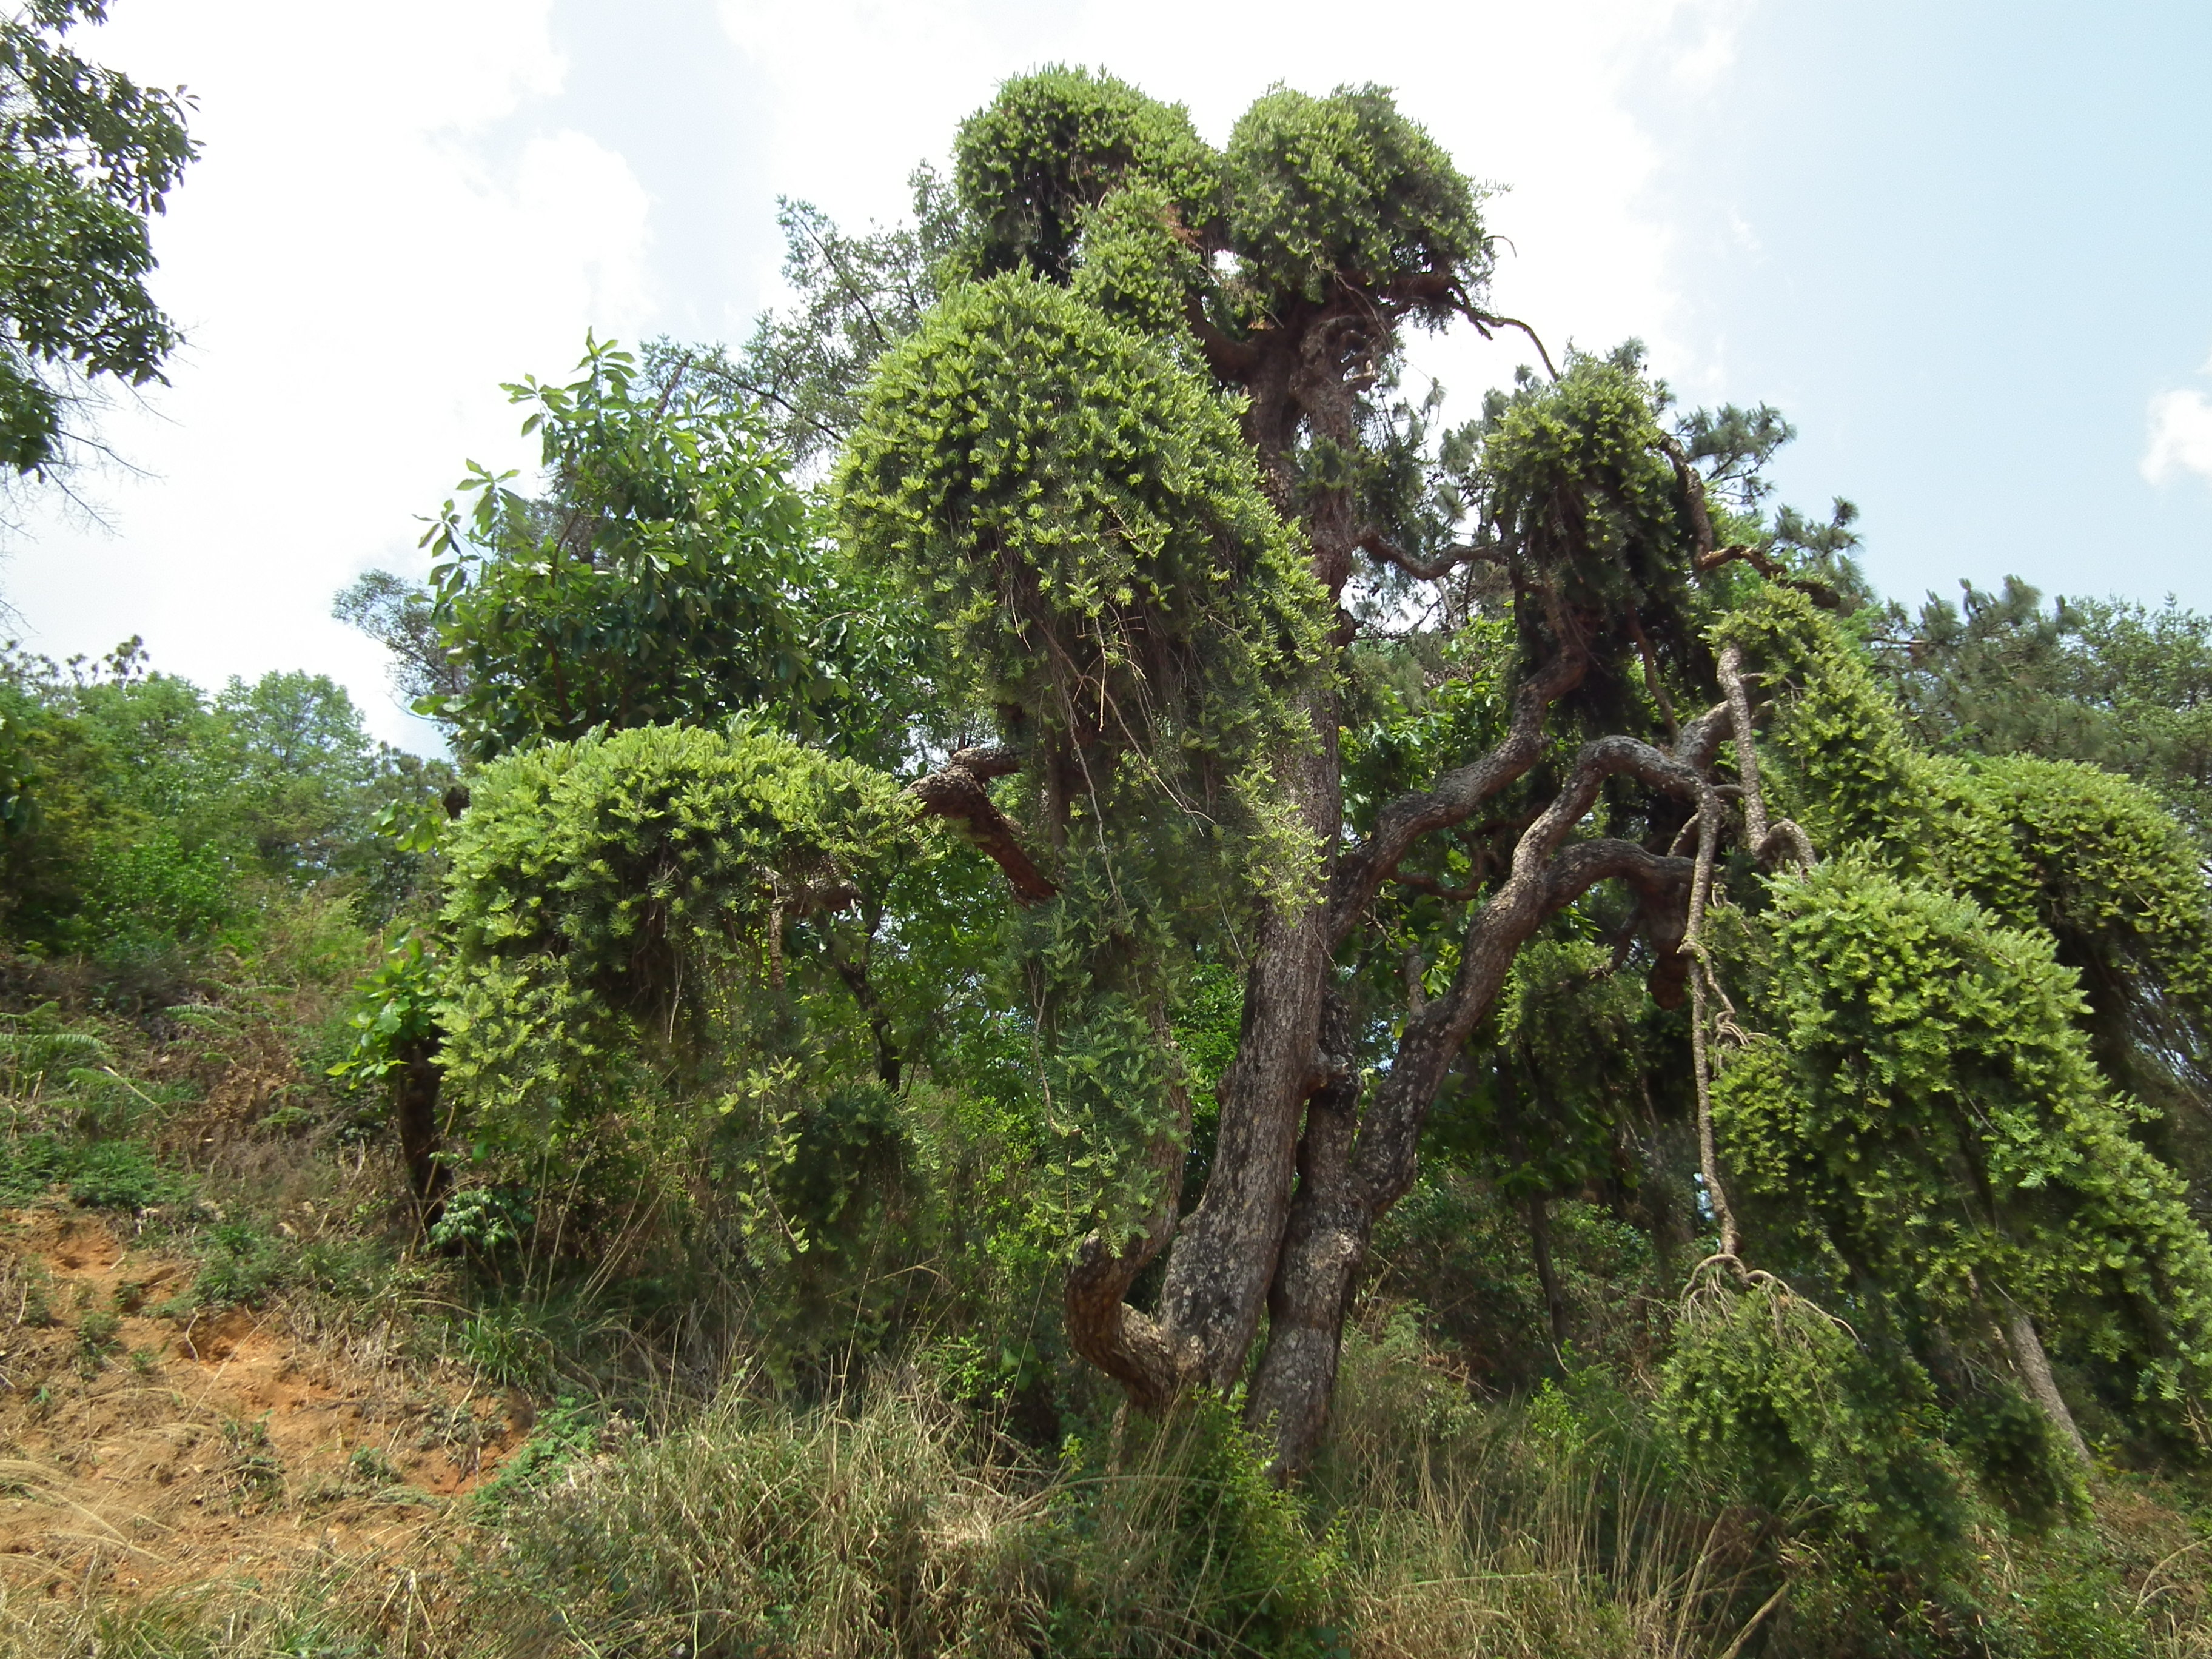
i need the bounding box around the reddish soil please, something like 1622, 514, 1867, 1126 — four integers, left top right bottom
0, 1204, 518, 1600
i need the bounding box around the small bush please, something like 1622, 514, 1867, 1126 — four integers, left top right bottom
1042, 1393, 1347, 1658
472, 1398, 604, 1513
219, 1415, 285, 1509
67, 1139, 181, 1210
75, 1307, 121, 1373
192, 1222, 291, 1308
0, 1133, 70, 1203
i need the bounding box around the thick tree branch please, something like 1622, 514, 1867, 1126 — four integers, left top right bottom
1674, 700, 1733, 772
1252, 802, 1701, 1471
910, 749, 1057, 903
1661, 434, 1718, 561
1694, 542, 1846, 612
1182, 288, 1264, 381
1329, 642, 1588, 945
1356, 525, 1504, 581
1717, 643, 1817, 871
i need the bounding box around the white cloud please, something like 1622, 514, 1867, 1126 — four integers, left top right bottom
5, 1, 653, 745
7, 0, 1754, 748
2143, 385, 2212, 488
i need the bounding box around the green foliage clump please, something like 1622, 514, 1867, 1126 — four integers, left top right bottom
1070, 180, 1210, 338
1223, 83, 1483, 311
1717, 860, 2212, 1427
0, 0, 195, 484
0, 1130, 183, 1210
955, 65, 1220, 282
1722, 586, 1929, 857
1662, 1276, 1965, 1561
436, 720, 907, 1144
190, 1222, 292, 1309
1882, 577, 2212, 841
1481, 348, 1706, 716
842, 269, 1325, 774
421, 337, 840, 763
1044, 1393, 1348, 1657
1934, 756, 2212, 1107
327, 928, 439, 1091
65, 1138, 179, 1211
0, 641, 449, 974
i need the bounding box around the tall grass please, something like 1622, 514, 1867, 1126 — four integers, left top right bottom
10, 1347, 2212, 1658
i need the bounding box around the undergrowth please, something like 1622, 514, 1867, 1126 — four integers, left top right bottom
3, 922, 2212, 1658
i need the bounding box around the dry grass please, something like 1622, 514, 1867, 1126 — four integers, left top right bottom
8, 1341, 2212, 1658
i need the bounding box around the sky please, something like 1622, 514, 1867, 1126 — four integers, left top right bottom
7, 0, 2210, 750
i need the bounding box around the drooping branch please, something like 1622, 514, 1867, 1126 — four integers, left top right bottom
1444, 286, 1559, 380
909, 745, 1058, 903
1678, 782, 1743, 1263
1716, 642, 1816, 871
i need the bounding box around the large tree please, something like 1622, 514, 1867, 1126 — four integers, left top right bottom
833, 70, 1812, 1462
403, 70, 2212, 1491
833, 68, 2212, 1473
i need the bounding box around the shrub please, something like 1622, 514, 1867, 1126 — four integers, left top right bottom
192, 1222, 291, 1308
67, 1139, 180, 1211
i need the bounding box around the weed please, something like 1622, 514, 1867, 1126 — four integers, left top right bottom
75, 1307, 121, 1375
0, 1135, 70, 1204
192, 1221, 290, 1307
346, 1444, 401, 1488
471, 1397, 602, 1513
0, 1254, 55, 1327
218, 1415, 284, 1509
66, 1138, 183, 1210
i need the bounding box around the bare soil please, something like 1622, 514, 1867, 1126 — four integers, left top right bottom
0, 1203, 518, 1603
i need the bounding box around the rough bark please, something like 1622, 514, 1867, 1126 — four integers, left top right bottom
2003, 1305, 2094, 1467
1136, 299, 1358, 1395
1151, 682, 1341, 1389
1248, 728, 1711, 1470
911, 745, 1057, 903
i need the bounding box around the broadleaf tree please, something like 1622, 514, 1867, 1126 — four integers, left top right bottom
0, 0, 194, 503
